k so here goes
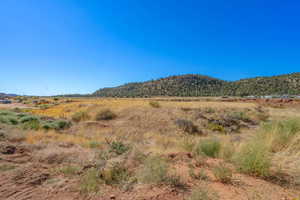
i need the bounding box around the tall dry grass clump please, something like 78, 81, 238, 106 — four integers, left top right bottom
234, 118, 300, 178
260, 118, 300, 181
72, 111, 90, 122
234, 140, 271, 177
259, 119, 300, 152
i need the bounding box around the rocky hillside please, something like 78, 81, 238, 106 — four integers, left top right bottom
93, 73, 300, 97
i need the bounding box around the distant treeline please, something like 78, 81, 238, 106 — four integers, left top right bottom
92, 73, 300, 97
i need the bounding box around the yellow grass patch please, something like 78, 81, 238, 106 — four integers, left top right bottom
26, 130, 90, 146
28, 98, 256, 119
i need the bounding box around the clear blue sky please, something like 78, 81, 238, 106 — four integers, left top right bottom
1, 0, 300, 96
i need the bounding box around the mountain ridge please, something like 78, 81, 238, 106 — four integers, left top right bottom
93, 72, 300, 97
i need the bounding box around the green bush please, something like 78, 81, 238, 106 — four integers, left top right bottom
0, 110, 19, 125
138, 156, 168, 184
204, 107, 215, 114
0, 110, 16, 116
95, 109, 117, 120
7, 116, 19, 125
0, 116, 10, 124
100, 163, 129, 185
207, 123, 225, 133
72, 111, 90, 122
109, 141, 130, 155
16, 113, 27, 118
88, 141, 101, 148
195, 138, 221, 158
41, 120, 71, 130
234, 141, 271, 177
42, 122, 56, 130
0, 116, 18, 125
19, 115, 40, 123
212, 163, 232, 184
149, 101, 160, 108
22, 120, 40, 130
53, 120, 71, 130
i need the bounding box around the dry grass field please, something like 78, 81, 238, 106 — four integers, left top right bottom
0, 97, 300, 200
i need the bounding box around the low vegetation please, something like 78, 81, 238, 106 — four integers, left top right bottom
108, 140, 130, 155
100, 162, 130, 185
80, 168, 101, 194
138, 155, 168, 184
149, 101, 161, 108
1, 97, 299, 200
72, 111, 90, 122
59, 165, 80, 176
175, 119, 200, 135
189, 168, 209, 181
95, 109, 117, 120
187, 186, 219, 200
212, 163, 233, 184
234, 140, 271, 177
0, 109, 71, 130
195, 138, 221, 158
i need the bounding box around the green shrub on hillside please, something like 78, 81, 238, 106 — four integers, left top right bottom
93, 73, 300, 97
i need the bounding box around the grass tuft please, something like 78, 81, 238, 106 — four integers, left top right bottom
80, 168, 101, 194
138, 155, 168, 184
149, 101, 161, 108
212, 163, 233, 184
234, 141, 271, 177
195, 138, 221, 158
72, 111, 90, 122
187, 186, 219, 200
95, 109, 117, 120
175, 119, 200, 135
